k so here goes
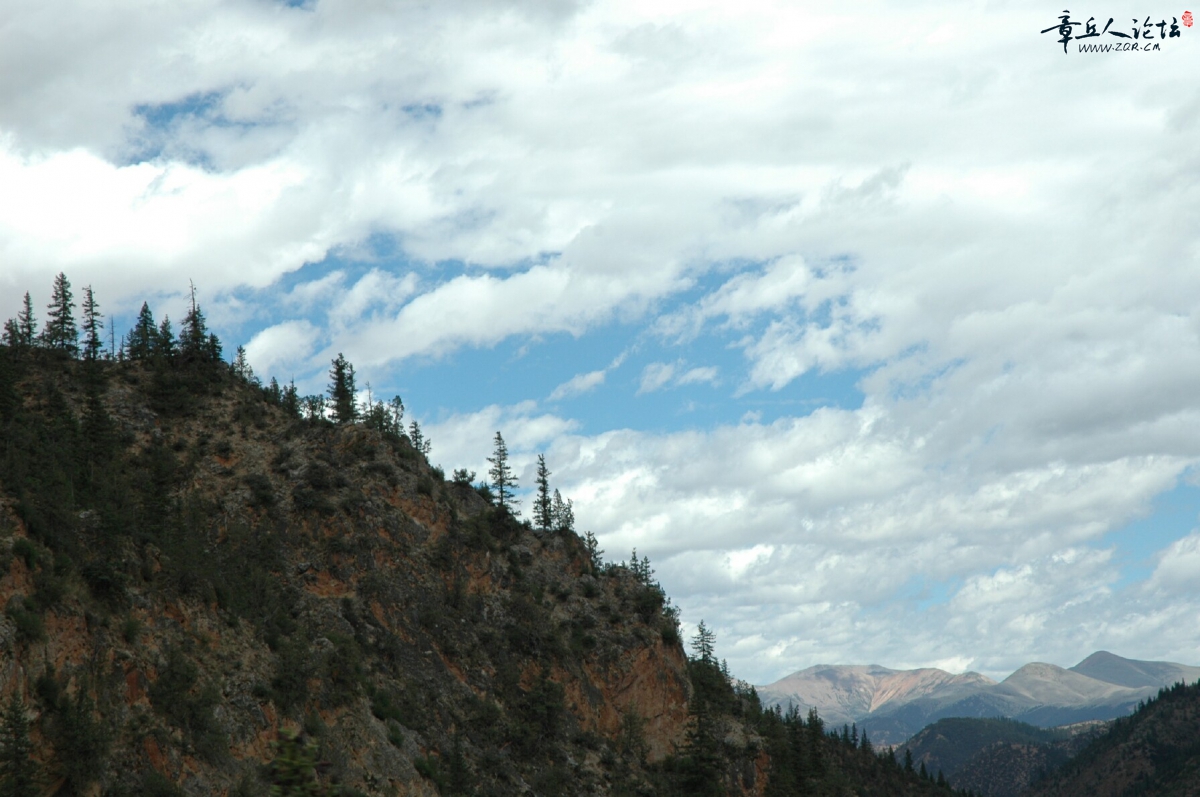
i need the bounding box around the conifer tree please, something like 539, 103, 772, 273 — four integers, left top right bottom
533, 454, 553, 532
154, 317, 175, 362
408, 420, 431, 456
41, 273, 77, 354
179, 282, 212, 364
550, 489, 574, 534
1, 320, 18, 349
281, 380, 301, 418
80, 286, 103, 362
583, 530, 603, 570
232, 345, 255, 381
691, 620, 716, 663
327, 353, 357, 424
15, 293, 35, 348
127, 303, 156, 360
0, 692, 37, 797
487, 431, 518, 512
303, 394, 327, 421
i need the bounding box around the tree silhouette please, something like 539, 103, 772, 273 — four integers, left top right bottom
487, 431, 518, 513
81, 286, 103, 362
41, 273, 77, 354
327, 353, 357, 424
16, 293, 36, 348
550, 489, 574, 534
127, 303, 156, 360
533, 454, 553, 532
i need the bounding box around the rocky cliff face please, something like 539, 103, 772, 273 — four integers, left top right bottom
0, 353, 714, 796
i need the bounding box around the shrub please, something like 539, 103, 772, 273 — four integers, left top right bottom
11, 539, 37, 569
6, 599, 45, 643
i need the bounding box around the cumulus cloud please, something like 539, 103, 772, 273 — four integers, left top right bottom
244, 319, 321, 378
5, 0, 1200, 686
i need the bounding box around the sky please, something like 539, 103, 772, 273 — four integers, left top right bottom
2, 0, 1200, 685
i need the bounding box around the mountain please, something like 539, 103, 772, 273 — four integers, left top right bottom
1027, 679, 1200, 797
1069, 650, 1200, 690
758, 653, 1198, 745
0, 288, 966, 797
758, 665, 995, 728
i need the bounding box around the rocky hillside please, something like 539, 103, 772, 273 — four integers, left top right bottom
0, 342, 723, 796
0, 291, 972, 797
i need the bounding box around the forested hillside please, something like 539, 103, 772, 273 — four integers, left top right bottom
1026, 679, 1200, 797
0, 275, 967, 796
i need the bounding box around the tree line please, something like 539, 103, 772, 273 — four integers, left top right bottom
2, 274, 590, 542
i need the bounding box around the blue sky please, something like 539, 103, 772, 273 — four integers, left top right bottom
2, 0, 1200, 684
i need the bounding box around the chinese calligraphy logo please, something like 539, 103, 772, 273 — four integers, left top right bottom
1041, 10, 1189, 52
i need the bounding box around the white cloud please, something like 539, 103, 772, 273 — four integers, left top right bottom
638, 362, 677, 394
243, 319, 320, 378
1145, 532, 1200, 596
677, 366, 718, 386
4, 0, 1200, 686
549, 369, 607, 401
637, 360, 719, 394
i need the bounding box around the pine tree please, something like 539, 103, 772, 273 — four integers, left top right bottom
1, 320, 18, 349
0, 693, 37, 797
533, 454, 553, 532
179, 282, 212, 364
583, 530, 603, 571
327, 353, 357, 424
487, 431, 518, 513
691, 620, 716, 663
41, 273, 77, 354
904, 749, 914, 773
282, 380, 301, 418
15, 293, 35, 348
127, 303, 156, 360
80, 286, 103, 361
407, 420, 431, 456
550, 489, 574, 534
154, 317, 175, 362
303, 394, 327, 421
232, 345, 254, 381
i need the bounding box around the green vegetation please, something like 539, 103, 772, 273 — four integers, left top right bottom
0, 694, 37, 797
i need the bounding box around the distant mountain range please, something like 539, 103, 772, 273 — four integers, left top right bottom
757, 651, 1200, 745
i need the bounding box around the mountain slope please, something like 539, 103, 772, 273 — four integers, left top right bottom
0, 310, 972, 797
758, 666, 995, 727
1027, 679, 1200, 797
898, 717, 1106, 797
0, 345, 703, 795
1069, 651, 1200, 690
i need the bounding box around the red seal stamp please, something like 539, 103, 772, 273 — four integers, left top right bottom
1184, 10, 1194, 26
